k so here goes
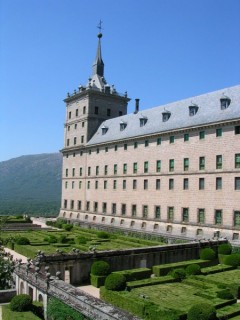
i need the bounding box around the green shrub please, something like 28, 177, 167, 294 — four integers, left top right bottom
10, 294, 32, 312
16, 215, 23, 219
58, 234, 68, 243
187, 303, 217, 320
97, 231, 110, 239
113, 268, 152, 281
105, 273, 126, 291
90, 274, 107, 288
75, 236, 88, 244
186, 264, 201, 276
63, 224, 73, 231
47, 297, 86, 320
44, 235, 58, 243
217, 289, 235, 300
15, 236, 30, 245
170, 268, 186, 280
224, 253, 240, 267
200, 248, 216, 260
91, 261, 110, 276
218, 243, 232, 255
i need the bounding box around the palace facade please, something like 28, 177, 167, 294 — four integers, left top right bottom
59, 32, 240, 241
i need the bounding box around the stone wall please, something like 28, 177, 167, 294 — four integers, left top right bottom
0, 289, 16, 303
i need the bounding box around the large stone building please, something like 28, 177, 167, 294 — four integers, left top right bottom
59, 32, 240, 241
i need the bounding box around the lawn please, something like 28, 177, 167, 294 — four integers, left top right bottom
2, 305, 41, 320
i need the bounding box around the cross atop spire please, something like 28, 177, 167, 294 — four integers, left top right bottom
92, 21, 104, 77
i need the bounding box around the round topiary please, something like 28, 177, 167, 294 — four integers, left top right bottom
186, 264, 201, 276
10, 294, 32, 312
218, 243, 232, 255
91, 261, 110, 276
97, 231, 110, 239
171, 268, 186, 280
199, 248, 216, 260
187, 303, 217, 320
16, 237, 30, 245
217, 289, 234, 300
224, 253, 240, 267
105, 273, 126, 291
63, 224, 73, 231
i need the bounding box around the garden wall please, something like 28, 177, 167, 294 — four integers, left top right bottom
0, 289, 16, 303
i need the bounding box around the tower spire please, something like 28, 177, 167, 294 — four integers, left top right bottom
92, 20, 104, 77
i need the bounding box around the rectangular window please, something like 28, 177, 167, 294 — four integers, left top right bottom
123, 163, 127, 174
86, 201, 90, 211
235, 177, 240, 190
79, 167, 82, 176
96, 166, 99, 176
64, 199, 67, 209
234, 211, 240, 226
87, 167, 91, 176
183, 178, 189, 190
107, 108, 111, 116
113, 180, 117, 189
72, 181, 75, 189
104, 165, 108, 175
169, 159, 174, 172
94, 106, 99, 114
169, 178, 174, 190
114, 164, 117, 175
104, 180, 107, 189
170, 136, 174, 144
145, 140, 149, 147
216, 177, 222, 190
134, 141, 138, 149
81, 136, 84, 143
216, 155, 222, 169
168, 207, 174, 221
87, 181, 90, 189
216, 128, 222, 137
182, 208, 189, 222
199, 131, 205, 139
121, 204, 126, 215
156, 179, 161, 190
235, 154, 240, 168
102, 202, 107, 214
156, 160, 161, 172
71, 200, 74, 210
105, 146, 108, 153
66, 168, 68, 177
65, 181, 68, 189
114, 145, 118, 151
96, 148, 99, 154
157, 137, 161, 145
144, 179, 148, 190
133, 179, 137, 189
143, 205, 148, 218
215, 210, 222, 225
124, 143, 128, 150
72, 168, 75, 177
155, 206, 161, 219
95, 181, 98, 189
79, 181, 82, 189
68, 111, 71, 119
88, 149, 91, 155
199, 156, 205, 170
235, 126, 240, 134
144, 161, 148, 173
198, 209, 205, 223
184, 133, 189, 142
132, 205, 137, 217
94, 202, 98, 212
184, 158, 189, 171
133, 162, 138, 173
74, 137, 77, 145
123, 180, 126, 189
78, 201, 81, 210
67, 139, 70, 146
199, 178, 205, 190
112, 203, 116, 215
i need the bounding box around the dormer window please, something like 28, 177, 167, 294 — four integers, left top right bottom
220, 94, 231, 110
120, 121, 127, 131
139, 115, 148, 127
101, 125, 108, 135
189, 104, 199, 116
162, 110, 171, 122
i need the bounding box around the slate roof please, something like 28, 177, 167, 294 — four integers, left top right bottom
87, 85, 240, 146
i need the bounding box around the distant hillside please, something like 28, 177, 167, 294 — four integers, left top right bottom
0, 153, 62, 216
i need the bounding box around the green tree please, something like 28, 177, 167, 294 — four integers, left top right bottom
0, 246, 15, 289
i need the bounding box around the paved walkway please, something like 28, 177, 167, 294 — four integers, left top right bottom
77, 285, 100, 298
4, 247, 28, 263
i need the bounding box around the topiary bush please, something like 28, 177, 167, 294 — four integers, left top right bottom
44, 235, 58, 243
218, 243, 232, 255
224, 253, 240, 267
10, 294, 32, 312
58, 235, 68, 243
217, 289, 235, 300
75, 236, 88, 245
185, 264, 201, 276
15, 237, 30, 245
199, 248, 216, 261
105, 273, 126, 291
187, 303, 217, 320
63, 224, 73, 231
91, 261, 110, 276
170, 268, 186, 280
97, 231, 110, 239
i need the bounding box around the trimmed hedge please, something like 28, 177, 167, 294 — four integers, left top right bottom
170, 268, 186, 280
90, 274, 107, 288
224, 253, 240, 267
113, 268, 152, 281
199, 248, 216, 261
201, 264, 234, 275
97, 231, 110, 239
218, 243, 232, 255
126, 276, 177, 290
10, 294, 32, 312
187, 303, 217, 320
185, 264, 201, 276
105, 273, 126, 291
15, 237, 30, 245
91, 261, 110, 276
217, 289, 235, 300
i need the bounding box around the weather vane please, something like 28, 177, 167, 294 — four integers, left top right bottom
97, 20, 103, 33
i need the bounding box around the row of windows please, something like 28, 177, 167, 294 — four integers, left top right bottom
66, 177, 240, 191
67, 121, 85, 131
68, 107, 123, 120
64, 125, 240, 149
63, 200, 240, 227
66, 154, 240, 177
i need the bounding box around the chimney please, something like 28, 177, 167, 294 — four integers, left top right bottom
134, 98, 140, 114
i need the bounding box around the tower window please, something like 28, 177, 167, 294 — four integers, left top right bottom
119, 111, 123, 116
107, 109, 111, 116
68, 111, 71, 119
76, 109, 78, 117
83, 106, 86, 114
95, 106, 99, 114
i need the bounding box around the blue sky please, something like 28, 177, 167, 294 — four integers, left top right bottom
0, 0, 239, 162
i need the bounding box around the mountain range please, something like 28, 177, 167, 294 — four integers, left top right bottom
0, 153, 62, 216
